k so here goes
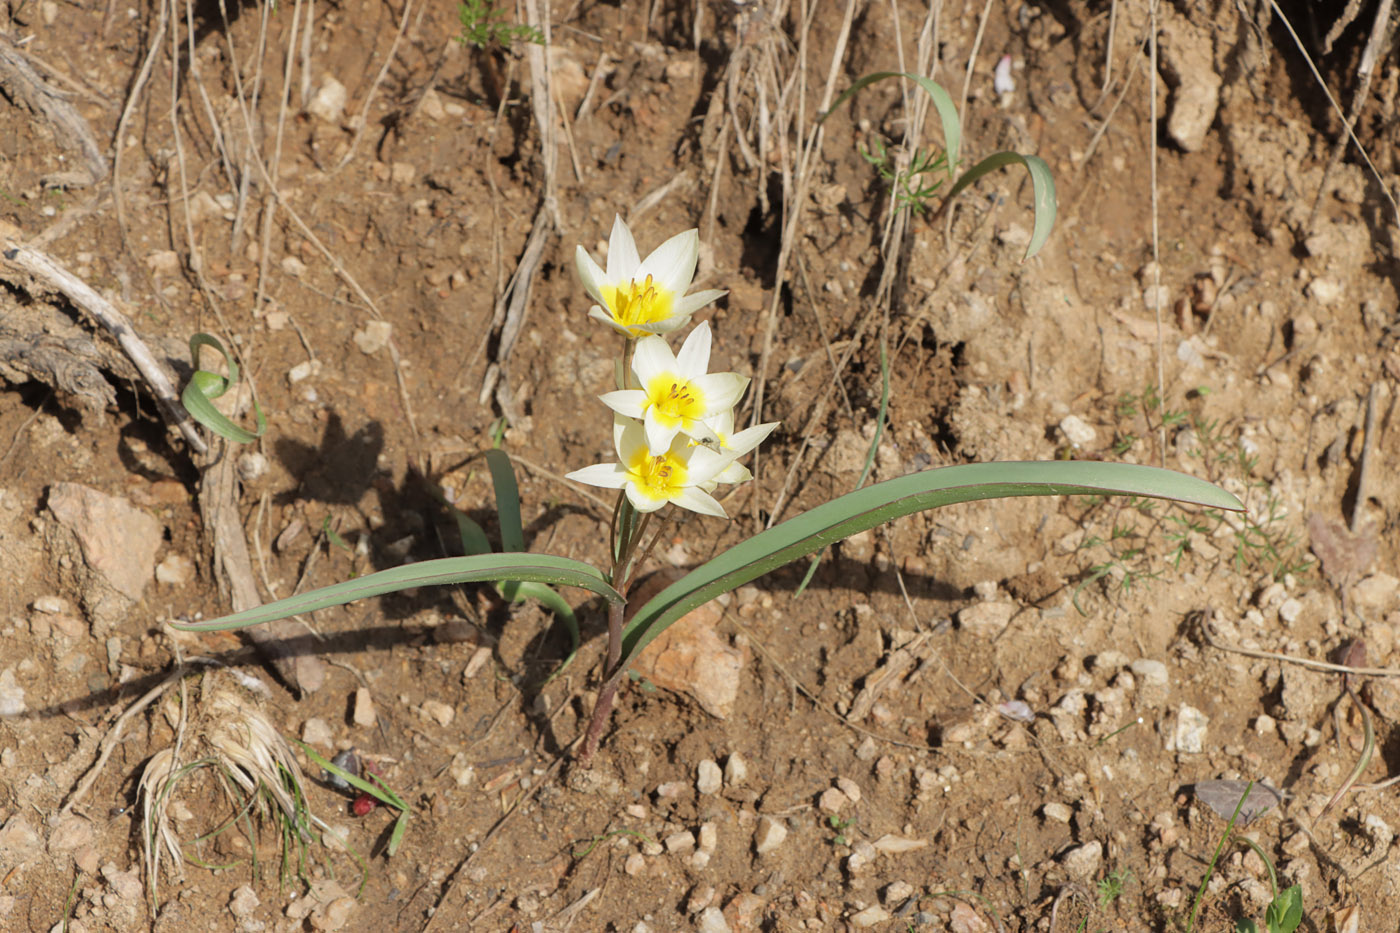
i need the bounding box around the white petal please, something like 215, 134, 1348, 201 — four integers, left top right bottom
672, 486, 727, 518
589, 305, 630, 335
636, 312, 692, 335
673, 289, 727, 316
625, 484, 668, 513
723, 421, 779, 457
606, 215, 640, 280
575, 246, 609, 306
636, 229, 699, 294
566, 463, 629, 489
614, 416, 648, 461
643, 409, 680, 455
675, 321, 712, 377
599, 389, 647, 419
683, 446, 730, 484
693, 372, 748, 412
714, 461, 752, 484
630, 335, 677, 385
708, 408, 736, 440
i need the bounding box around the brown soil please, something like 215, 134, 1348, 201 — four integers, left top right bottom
1, 0, 1398, 930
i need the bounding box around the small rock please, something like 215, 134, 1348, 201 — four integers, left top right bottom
883, 881, 914, 905
146, 250, 181, 276
417, 88, 446, 121
958, 601, 1016, 637
850, 905, 891, 928
0, 816, 40, 860
1278, 598, 1302, 625
32, 595, 67, 614
1253, 713, 1278, 737
73, 846, 99, 874
288, 360, 317, 384
47, 482, 162, 633
696, 906, 730, 933
697, 822, 717, 853
237, 452, 268, 483
697, 759, 722, 795
687, 883, 716, 913
1353, 574, 1398, 612
624, 852, 645, 876
390, 161, 416, 185
836, 776, 862, 803
155, 553, 194, 586
754, 816, 788, 855
1061, 840, 1103, 882
48, 815, 94, 852
418, 699, 454, 727
842, 529, 875, 562
280, 255, 308, 277
302, 718, 334, 748
1306, 277, 1342, 305
311, 896, 356, 931
0, 670, 25, 717
655, 780, 686, 799
352, 688, 376, 728
101, 863, 142, 899
449, 753, 475, 787
229, 885, 260, 918
1059, 415, 1098, 448
689, 849, 711, 869
871, 834, 927, 854
1130, 659, 1169, 686
665, 830, 696, 854
1173, 705, 1209, 754
307, 75, 347, 124
631, 590, 745, 718
819, 787, 850, 814
1042, 802, 1073, 823
353, 320, 393, 355
724, 752, 748, 785
949, 901, 992, 933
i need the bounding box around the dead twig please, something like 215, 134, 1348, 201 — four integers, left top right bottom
0, 34, 107, 187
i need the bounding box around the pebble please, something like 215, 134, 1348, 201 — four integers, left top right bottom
624, 853, 645, 876
665, 830, 696, 854
32, 596, 66, 614
288, 360, 318, 383
754, 816, 788, 855
229, 885, 260, 918
836, 776, 862, 803
1173, 705, 1209, 754
724, 752, 748, 786
353, 321, 393, 355
313, 896, 356, 931
847, 839, 878, 873
697, 759, 722, 795
1306, 277, 1342, 304
871, 834, 927, 854
155, 553, 194, 586
418, 699, 454, 727
0, 816, 40, 860
818, 787, 850, 814
48, 815, 94, 852
1042, 802, 1073, 823
883, 881, 914, 905
1130, 659, 1169, 687
1278, 598, 1302, 625
949, 901, 992, 933
1061, 840, 1103, 881
237, 451, 268, 483
0, 670, 25, 717
697, 822, 717, 853
351, 688, 376, 728
307, 75, 347, 124
958, 601, 1016, 637
1253, 714, 1278, 737
850, 905, 891, 927
688, 884, 716, 913
696, 906, 730, 933
1059, 415, 1098, 448
280, 255, 308, 277
655, 781, 687, 800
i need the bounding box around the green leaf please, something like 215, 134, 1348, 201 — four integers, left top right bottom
620, 462, 1242, 670
485, 449, 525, 553
945, 151, 1057, 261
174, 553, 621, 632
297, 742, 410, 856
1265, 885, 1303, 933
820, 71, 961, 173
181, 333, 267, 444
1237, 921, 1259, 933
511, 581, 581, 682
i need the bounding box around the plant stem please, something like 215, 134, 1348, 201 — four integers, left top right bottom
578, 598, 625, 766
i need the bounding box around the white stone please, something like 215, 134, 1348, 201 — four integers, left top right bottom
754, 816, 787, 855
1059, 415, 1098, 448
1061, 840, 1103, 882
819, 787, 850, 814
696, 907, 730, 933
32, 596, 66, 614
850, 905, 892, 927
1130, 659, 1169, 686
301, 718, 334, 747
1306, 277, 1342, 304
1173, 705, 1209, 754
419, 699, 454, 726
696, 759, 722, 795
353, 321, 393, 355
1042, 802, 1073, 823
871, 834, 928, 854
724, 752, 748, 786
664, 830, 695, 854
958, 601, 1016, 638
155, 553, 194, 586
352, 688, 376, 728
836, 776, 862, 803
307, 75, 348, 124
0, 670, 24, 717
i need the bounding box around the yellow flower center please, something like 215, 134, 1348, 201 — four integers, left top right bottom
602, 275, 674, 329
645, 375, 706, 429
626, 448, 689, 503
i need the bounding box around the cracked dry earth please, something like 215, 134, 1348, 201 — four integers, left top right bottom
0, 0, 1399, 931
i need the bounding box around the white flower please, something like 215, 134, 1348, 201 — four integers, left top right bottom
692, 409, 780, 488
599, 322, 748, 455
567, 417, 731, 517
575, 216, 726, 337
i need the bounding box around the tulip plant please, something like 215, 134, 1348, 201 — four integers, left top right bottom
177, 74, 1243, 765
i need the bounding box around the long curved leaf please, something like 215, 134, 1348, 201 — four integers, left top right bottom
175, 553, 620, 632
619, 462, 1242, 670
182, 333, 267, 444
820, 71, 961, 172
946, 151, 1057, 261
485, 449, 525, 553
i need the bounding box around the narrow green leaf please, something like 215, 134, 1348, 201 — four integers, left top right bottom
620, 462, 1242, 670
453, 512, 493, 558
174, 553, 621, 632
297, 741, 410, 811
946, 151, 1057, 261
485, 449, 525, 553
511, 581, 581, 681
819, 71, 961, 173
181, 333, 267, 444
387, 811, 409, 857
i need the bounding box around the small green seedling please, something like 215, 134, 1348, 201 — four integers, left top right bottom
456, 0, 542, 49
827, 814, 855, 846
181, 333, 266, 443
